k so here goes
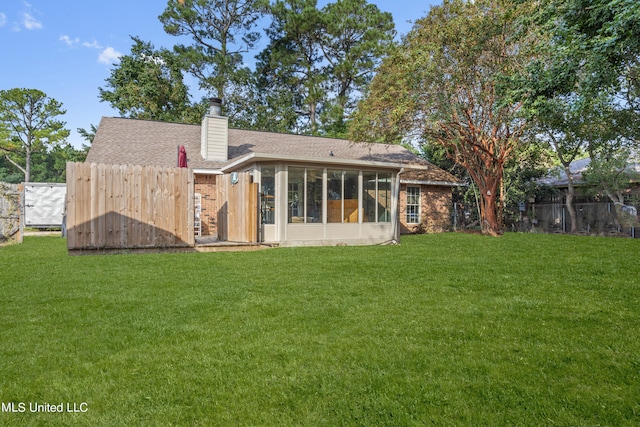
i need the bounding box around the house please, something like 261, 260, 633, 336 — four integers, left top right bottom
85, 99, 461, 247
536, 157, 640, 202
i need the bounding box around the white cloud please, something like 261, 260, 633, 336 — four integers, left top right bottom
82, 40, 102, 49
22, 12, 42, 29
59, 35, 80, 47
98, 47, 122, 65
0, 13, 6, 27
19, 2, 42, 30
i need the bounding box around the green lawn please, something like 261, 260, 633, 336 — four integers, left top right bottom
1, 234, 639, 426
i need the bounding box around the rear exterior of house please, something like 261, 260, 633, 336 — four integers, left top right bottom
82, 100, 461, 248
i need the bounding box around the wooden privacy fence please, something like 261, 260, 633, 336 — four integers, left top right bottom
66, 162, 194, 250
217, 172, 259, 242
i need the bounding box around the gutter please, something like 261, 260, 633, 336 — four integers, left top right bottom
220, 152, 435, 173
192, 169, 223, 175
400, 179, 466, 187
392, 168, 405, 244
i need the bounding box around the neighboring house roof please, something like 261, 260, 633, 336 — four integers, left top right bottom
538, 157, 640, 187
537, 158, 591, 187
87, 117, 462, 185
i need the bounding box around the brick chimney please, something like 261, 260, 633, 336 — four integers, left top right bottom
200, 98, 228, 162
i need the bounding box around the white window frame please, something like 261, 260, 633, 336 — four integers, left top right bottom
406, 186, 421, 224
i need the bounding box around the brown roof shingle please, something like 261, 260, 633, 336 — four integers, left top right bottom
87, 117, 461, 185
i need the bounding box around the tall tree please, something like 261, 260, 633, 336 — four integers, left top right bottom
256, 0, 395, 136
514, 0, 640, 231
318, 0, 395, 136
0, 88, 69, 182
351, 0, 531, 235
159, 0, 268, 108
99, 36, 202, 124
257, 0, 325, 134
534, 96, 591, 233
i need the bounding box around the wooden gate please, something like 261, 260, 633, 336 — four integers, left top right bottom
217, 172, 259, 242
66, 162, 194, 250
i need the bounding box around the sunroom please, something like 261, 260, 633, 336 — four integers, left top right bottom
224, 154, 405, 246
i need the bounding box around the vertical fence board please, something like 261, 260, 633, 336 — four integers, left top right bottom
104, 164, 115, 247
96, 163, 106, 247
65, 163, 76, 249
78, 162, 91, 248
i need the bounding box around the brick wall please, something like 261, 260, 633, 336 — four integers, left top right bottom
194, 174, 218, 237
399, 184, 453, 234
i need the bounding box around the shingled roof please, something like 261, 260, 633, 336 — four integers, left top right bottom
87, 117, 461, 185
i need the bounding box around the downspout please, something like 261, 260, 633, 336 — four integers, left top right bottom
392, 168, 405, 244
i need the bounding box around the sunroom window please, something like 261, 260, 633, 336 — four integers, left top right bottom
363, 172, 391, 223
288, 167, 324, 223
261, 166, 275, 224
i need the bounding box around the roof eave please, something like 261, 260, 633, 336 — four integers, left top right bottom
220, 152, 430, 172
401, 179, 466, 187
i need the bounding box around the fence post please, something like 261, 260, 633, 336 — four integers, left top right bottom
453, 202, 457, 231
18, 183, 24, 243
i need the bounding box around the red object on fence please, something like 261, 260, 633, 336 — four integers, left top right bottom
178, 145, 188, 168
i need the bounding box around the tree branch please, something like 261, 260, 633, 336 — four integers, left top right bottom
4, 154, 26, 176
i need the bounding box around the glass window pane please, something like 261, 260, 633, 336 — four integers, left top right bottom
327, 169, 343, 223
344, 170, 359, 223
261, 166, 276, 224
306, 168, 323, 223
378, 173, 391, 222
406, 186, 420, 223
288, 167, 305, 223
363, 172, 377, 222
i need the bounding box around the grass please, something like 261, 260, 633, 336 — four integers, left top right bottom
0, 233, 639, 426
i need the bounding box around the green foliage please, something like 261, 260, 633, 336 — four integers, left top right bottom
254, 0, 395, 135
516, 0, 640, 140
77, 124, 97, 145
0, 88, 70, 182
1, 234, 639, 425
99, 37, 203, 124
351, 0, 532, 235
318, 0, 395, 136
256, 0, 327, 134
159, 0, 269, 105
583, 146, 640, 204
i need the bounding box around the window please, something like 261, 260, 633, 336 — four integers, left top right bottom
327, 169, 343, 223
327, 169, 361, 223
288, 167, 324, 223
363, 172, 377, 222
406, 186, 420, 224
362, 172, 392, 223
261, 166, 275, 224
378, 173, 391, 222
306, 168, 323, 223
288, 167, 305, 223
344, 171, 359, 223
283, 167, 393, 225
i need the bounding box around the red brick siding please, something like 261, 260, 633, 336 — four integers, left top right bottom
194, 174, 218, 237
399, 184, 452, 234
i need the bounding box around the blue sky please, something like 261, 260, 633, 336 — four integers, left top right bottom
0, 1, 439, 148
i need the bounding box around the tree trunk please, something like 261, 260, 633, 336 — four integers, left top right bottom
25, 148, 31, 183
309, 101, 317, 134
477, 178, 502, 236
483, 193, 501, 235
564, 164, 577, 233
